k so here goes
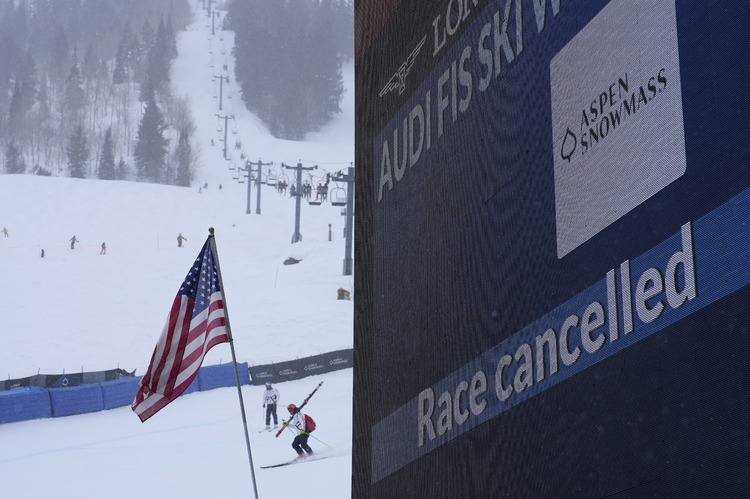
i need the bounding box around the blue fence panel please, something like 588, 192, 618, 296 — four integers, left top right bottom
198, 362, 249, 391
102, 377, 141, 410
49, 384, 104, 417
182, 376, 200, 395
236, 362, 249, 385
0, 387, 52, 424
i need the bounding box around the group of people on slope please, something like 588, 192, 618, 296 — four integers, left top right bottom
67, 235, 106, 254
262, 382, 314, 460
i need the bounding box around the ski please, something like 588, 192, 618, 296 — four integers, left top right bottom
260, 455, 332, 469
275, 381, 324, 437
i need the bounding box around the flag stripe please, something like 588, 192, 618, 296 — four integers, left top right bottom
176, 293, 228, 387
158, 298, 193, 398
140, 297, 183, 390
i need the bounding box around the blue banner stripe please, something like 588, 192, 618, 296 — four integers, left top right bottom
372, 185, 750, 483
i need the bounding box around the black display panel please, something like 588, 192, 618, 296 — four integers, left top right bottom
354, 1, 750, 496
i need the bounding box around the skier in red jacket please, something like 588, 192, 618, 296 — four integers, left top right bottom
286, 404, 313, 460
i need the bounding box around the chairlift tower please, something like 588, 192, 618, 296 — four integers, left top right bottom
338, 166, 355, 275
284, 161, 318, 243
215, 113, 233, 159
214, 74, 229, 110
245, 158, 272, 214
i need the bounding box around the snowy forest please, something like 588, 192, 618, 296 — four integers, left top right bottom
0, 0, 194, 183
0, 0, 354, 183
227, 0, 353, 140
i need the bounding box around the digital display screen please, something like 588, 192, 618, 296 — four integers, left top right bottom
354, 1, 750, 496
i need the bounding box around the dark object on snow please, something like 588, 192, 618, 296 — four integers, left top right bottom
283, 257, 301, 265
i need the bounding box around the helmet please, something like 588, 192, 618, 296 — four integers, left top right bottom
287, 403, 297, 413
265, 382, 272, 388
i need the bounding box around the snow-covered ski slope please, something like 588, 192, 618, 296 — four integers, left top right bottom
0, 1, 354, 497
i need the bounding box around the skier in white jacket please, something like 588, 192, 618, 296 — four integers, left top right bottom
262, 383, 280, 429
287, 403, 313, 459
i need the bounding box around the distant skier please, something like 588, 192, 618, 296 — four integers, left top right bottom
286, 404, 313, 460
100, 242, 107, 255
69, 235, 79, 249
262, 382, 280, 430
177, 233, 187, 248
2, 227, 8, 237
40, 249, 44, 258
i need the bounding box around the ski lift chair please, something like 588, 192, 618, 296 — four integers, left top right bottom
330, 186, 347, 206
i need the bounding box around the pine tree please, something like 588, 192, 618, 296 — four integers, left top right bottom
98, 128, 116, 180
67, 125, 89, 179
175, 127, 192, 187
306, 0, 344, 131
7, 80, 25, 136
4, 140, 25, 174
50, 25, 70, 80
65, 52, 84, 122
141, 18, 172, 101
134, 93, 168, 183
37, 75, 50, 122
112, 43, 129, 84
82, 43, 99, 82
166, 15, 178, 59
115, 157, 128, 180
333, 0, 354, 60
7, 50, 39, 136
0, 34, 22, 119
113, 24, 134, 85
229, 0, 346, 140
134, 20, 155, 87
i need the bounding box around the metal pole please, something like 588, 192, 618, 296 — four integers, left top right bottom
206, 228, 259, 499
292, 163, 303, 243
223, 115, 229, 159
343, 166, 354, 275
218, 75, 223, 110
284, 162, 317, 243
245, 161, 252, 214
256, 160, 263, 214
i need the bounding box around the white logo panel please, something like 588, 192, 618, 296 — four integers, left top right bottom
550, 0, 686, 258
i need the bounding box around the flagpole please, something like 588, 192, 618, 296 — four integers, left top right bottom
208, 227, 260, 499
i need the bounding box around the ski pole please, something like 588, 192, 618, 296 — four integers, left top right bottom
306, 433, 332, 448
275, 381, 324, 437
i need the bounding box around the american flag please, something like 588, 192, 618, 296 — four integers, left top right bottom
132, 238, 229, 422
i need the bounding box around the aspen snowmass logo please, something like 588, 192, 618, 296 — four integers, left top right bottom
558, 69, 668, 163
550, 0, 686, 259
